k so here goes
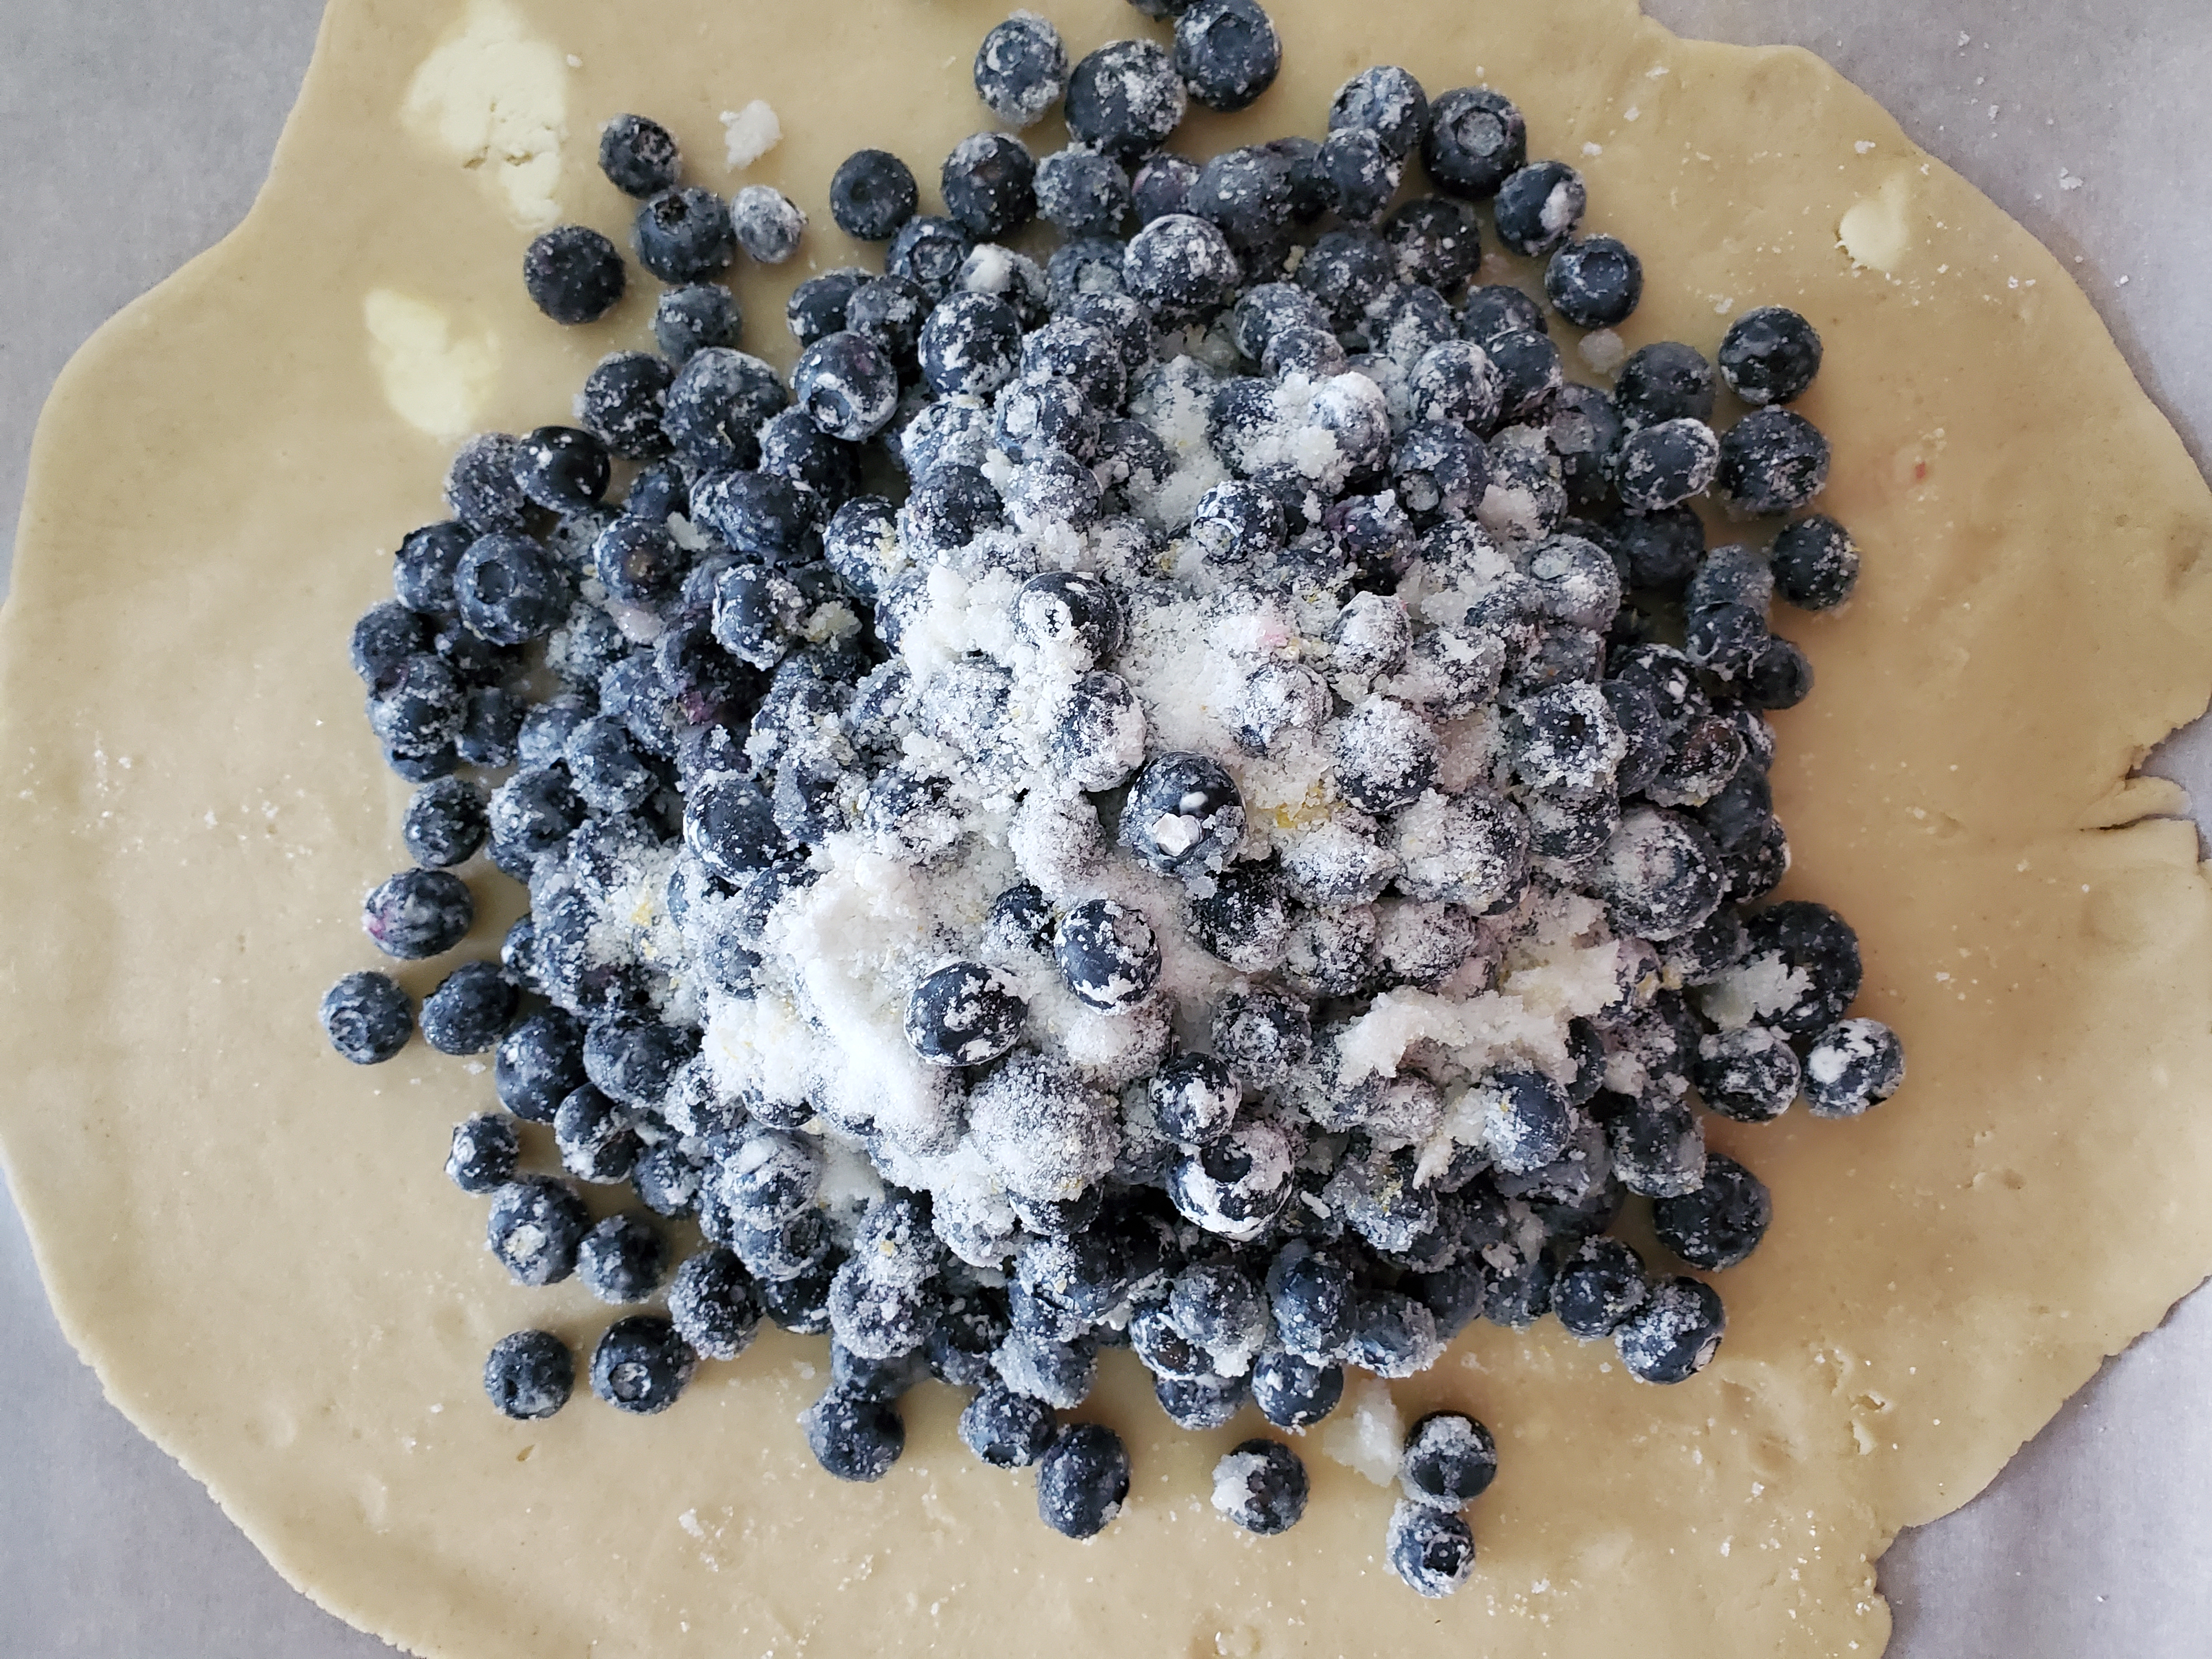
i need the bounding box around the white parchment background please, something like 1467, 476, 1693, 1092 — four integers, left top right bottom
1, 1, 2207, 1654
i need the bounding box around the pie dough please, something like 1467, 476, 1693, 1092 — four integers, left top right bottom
4, 1, 2210, 1654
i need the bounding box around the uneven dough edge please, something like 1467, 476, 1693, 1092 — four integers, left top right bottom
1, 3, 2209, 1657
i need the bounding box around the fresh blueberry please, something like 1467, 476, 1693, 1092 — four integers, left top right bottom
350, 598, 433, 684
803, 1386, 905, 1479
1546, 234, 1643, 329
1154, 1369, 1250, 1429
1132, 151, 1200, 222
1400, 1410, 1498, 1509
1480, 1069, 1573, 1176
1332, 695, 1438, 814
1249, 1350, 1344, 1428
1120, 753, 1244, 879
1615, 340, 1716, 427
634, 187, 736, 284
1692, 1024, 1803, 1122
577, 1214, 668, 1304
1735, 900, 1862, 1036
731, 184, 806, 264
486, 766, 586, 878
960, 1381, 1058, 1468
1173, 0, 1281, 113
590, 1314, 697, 1414
1716, 408, 1830, 515
555, 1085, 641, 1183
942, 131, 1037, 240
1718, 304, 1823, 405
1387, 1498, 1476, 1596
1605, 1091, 1708, 1199
1066, 38, 1187, 162
512, 426, 611, 515
973, 10, 1069, 129
522, 225, 625, 325
391, 520, 473, 616
918, 292, 1024, 397
1266, 1239, 1355, 1358
1492, 159, 1585, 256
1123, 212, 1239, 323
1212, 1439, 1307, 1535
487, 1175, 589, 1286
1318, 127, 1400, 224
483, 1330, 574, 1420
1035, 148, 1133, 239
1382, 197, 1480, 295
582, 1017, 698, 1109
362, 868, 473, 960
1615, 1274, 1726, 1383
492, 1008, 585, 1123
319, 970, 413, 1063
829, 149, 918, 240
1551, 1236, 1649, 1340
793, 331, 899, 442
365, 650, 467, 759
1045, 236, 1132, 308
457, 685, 524, 769
1209, 987, 1313, 1091
454, 532, 569, 646
444, 1113, 519, 1194
419, 960, 517, 1056
785, 267, 870, 347
599, 114, 680, 197
1294, 228, 1393, 329
1483, 328, 1566, 423
691, 469, 812, 563
1770, 514, 1859, 610
1330, 65, 1429, 161
444, 433, 531, 533
1423, 86, 1526, 198
907, 961, 1028, 1067
1802, 1018, 1905, 1117
756, 1259, 838, 1333
652, 283, 741, 364
667, 1246, 761, 1361
1053, 898, 1163, 1012
885, 214, 975, 300
577, 351, 673, 459
1036, 1422, 1130, 1538
663, 346, 788, 472
1652, 1151, 1771, 1270
1613, 417, 1720, 512
1610, 504, 1706, 592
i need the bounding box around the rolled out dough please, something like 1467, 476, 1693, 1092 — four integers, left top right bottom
3, 1, 2210, 1655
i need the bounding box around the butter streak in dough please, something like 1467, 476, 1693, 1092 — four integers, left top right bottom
4, 1, 2211, 1655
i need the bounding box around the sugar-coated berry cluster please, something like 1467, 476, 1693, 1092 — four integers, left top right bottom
321, 0, 1905, 1599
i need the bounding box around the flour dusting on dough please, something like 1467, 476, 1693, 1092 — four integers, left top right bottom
1839, 171, 1915, 273
400, 0, 569, 228
362, 290, 500, 438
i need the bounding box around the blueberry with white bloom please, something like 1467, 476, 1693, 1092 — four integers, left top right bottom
906, 961, 1029, 1067
1120, 753, 1245, 879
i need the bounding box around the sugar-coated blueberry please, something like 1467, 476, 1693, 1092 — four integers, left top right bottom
319, 970, 413, 1063
1692, 1024, 1803, 1122
1614, 416, 1721, 512
1423, 86, 1526, 199
1054, 898, 1163, 1010
1250, 1349, 1344, 1428
1036, 1422, 1130, 1538
362, 868, 473, 960
942, 131, 1039, 241
1802, 1017, 1906, 1117
652, 283, 741, 364
634, 187, 736, 283
668, 1246, 761, 1361
1546, 234, 1643, 330
445, 1113, 520, 1194
555, 1085, 642, 1183
1770, 514, 1860, 610
1330, 65, 1429, 161
493, 1009, 586, 1123
512, 425, 611, 514
1154, 1369, 1250, 1429
1120, 753, 1245, 879
887, 215, 976, 301
786, 267, 868, 347
1552, 1236, 1650, 1340
1132, 151, 1200, 222
960, 1380, 1058, 1468
1483, 328, 1566, 422
599, 114, 680, 197
578, 351, 673, 459
1492, 160, 1585, 256
487, 1175, 589, 1286
1461, 282, 1545, 346
907, 960, 1029, 1067
1719, 304, 1823, 405
1615, 1274, 1726, 1383
1482, 1070, 1574, 1175
974, 10, 1070, 129
454, 532, 569, 646
1212, 1438, 1308, 1534
731, 184, 806, 264
1615, 340, 1716, 427
483, 1330, 574, 1420
1387, 1498, 1476, 1597
1175, 0, 1282, 113
918, 292, 1024, 397
802, 1386, 906, 1480
1717, 407, 1831, 515
830, 149, 918, 240
793, 330, 899, 441
1400, 1410, 1498, 1510
590, 1314, 698, 1414
523, 226, 625, 325
1652, 1152, 1771, 1270
420, 960, 517, 1056
1066, 38, 1187, 161
1123, 212, 1240, 322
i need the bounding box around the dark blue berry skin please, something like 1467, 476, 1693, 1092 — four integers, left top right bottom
445, 433, 530, 533
1214, 1438, 1308, 1534
822, 496, 899, 600
1546, 234, 1644, 329
1653, 1152, 1771, 1270
1120, 753, 1244, 878
1615, 1274, 1726, 1383
1423, 86, 1527, 199
446, 1114, 520, 1194
1461, 282, 1546, 347
633, 187, 736, 283
1719, 304, 1823, 405
918, 293, 1024, 397
583, 1017, 699, 1109
1054, 898, 1163, 1011
1552, 1237, 1650, 1340
732, 185, 806, 263
512, 426, 611, 514
392, 521, 473, 616
1148, 1052, 1242, 1146
420, 960, 518, 1056
1717, 408, 1831, 515
590, 1314, 698, 1414
456, 686, 524, 769
1319, 127, 1398, 225
1801, 1018, 1905, 1117
1125, 213, 1242, 325
1387, 1499, 1476, 1598
1295, 228, 1393, 329
1400, 1410, 1498, 1508
1174, 0, 1282, 113
1615, 341, 1716, 428
841, 276, 930, 377
793, 331, 900, 442
668, 1246, 761, 1360
1045, 237, 1131, 309
663, 347, 788, 473
1545, 383, 1623, 509
960, 1381, 1058, 1468
692, 469, 814, 565
1378, 199, 1476, 297
487, 1175, 590, 1286
555, 1085, 642, 1183
943, 132, 1037, 239
1743, 900, 1862, 1036
319, 970, 413, 1063
599, 114, 680, 197
1066, 38, 1187, 163
522, 226, 626, 325
1330, 65, 1430, 160
974, 10, 1069, 128
785, 267, 870, 348
578, 352, 673, 459
1615, 417, 1720, 513
885, 215, 975, 301
906, 961, 1028, 1067
805, 1387, 906, 1480
832, 1341, 930, 1402
986, 883, 1056, 956
1483, 328, 1566, 422
486, 768, 585, 879
1266, 1240, 1354, 1357
1770, 515, 1859, 610
829, 149, 919, 240
495, 1008, 588, 1123
1691, 1024, 1802, 1122
1036, 148, 1134, 239
1156, 1369, 1251, 1429
365, 651, 465, 758
362, 868, 473, 961
1611, 504, 1706, 592
683, 772, 788, 886
1250, 1349, 1344, 1428
577, 1214, 669, 1304
652, 283, 741, 364
454, 533, 569, 646
483, 1330, 574, 1420
1483, 1070, 1573, 1175
1494, 160, 1588, 258
1132, 152, 1200, 223
1037, 1423, 1132, 1538
591, 516, 685, 608
351, 601, 430, 686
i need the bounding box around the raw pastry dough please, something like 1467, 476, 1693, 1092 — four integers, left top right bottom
3, 1, 2209, 1655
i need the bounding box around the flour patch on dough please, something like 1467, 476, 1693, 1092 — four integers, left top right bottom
362, 290, 500, 439
400, 0, 569, 229
1839, 170, 1916, 273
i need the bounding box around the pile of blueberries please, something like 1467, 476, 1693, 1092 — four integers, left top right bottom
320, 0, 1906, 1597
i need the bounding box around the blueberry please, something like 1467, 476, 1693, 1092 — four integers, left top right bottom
918, 292, 1024, 397
792, 331, 899, 443
1167, 1117, 1296, 1241
785, 267, 870, 347
1770, 514, 1859, 610
1265, 1239, 1355, 1358
1408, 339, 1502, 429
1120, 753, 1244, 879
885, 215, 975, 301
487, 1175, 589, 1286
400, 769, 489, 867
1718, 815, 1791, 902
487, 766, 586, 878
652, 283, 741, 364
973, 10, 1069, 128
1183, 857, 1290, 972
483, 1330, 574, 1420
956, 242, 1051, 326
1388, 423, 1489, 528
1545, 234, 1643, 330
578, 351, 674, 459
1189, 480, 1286, 565
459, 685, 527, 769
442, 1113, 520, 1195
802, 1386, 907, 1479
950, 1381, 1051, 1470
352, 602, 431, 689
522, 225, 625, 325
1033, 147, 1133, 239
1481, 1070, 1573, 1175
1604, 1090, 1707, 1198
1681, 598, 1768, 679
1552, 1236, 1649, 1340
454, 533, 569, 646
1209, 986, 1313, 1091
488, 1009, 582, 1124
390, 522, 472, 618
1492, 160, 1586, 256
444, 433, 531, 533
1383, 197, 1481, 294
1295, 228, 1393, 329
1052, 898, 1161, 1011
1615, 1274, 1726, 1383
1717, 408, 1831, 515
364, 649, 466, 757
820, 496, 900, 600
1020, 319, 1129, 411
1400, 1410, 1498, 1509
1132, 151, 1200, 222
1652, 1151, 1771, 1271
553, 1085, 640, 1184
667, 1246, 761, 1361
1590, 807, 1725, 941
318, 970, 413, 1063
634, 186, 737, 284
1733, 900, 1862, 1036
663, 346, 788, 473
1249, 1349, 1344, 1429
1483, 328, 1566, 422
905, 960, 1028, 1068
1154, 1369, 1250, 1429
828, 148, 918, 240
599, 113, 680, 197
1461, 283, 1546, 346
1615, 340, 1716, 427
692, 469, 814, 564
361, 868, 473, 961
1210, 1438, 1307, 1535
1028, 1423, 1126, 1538
1692, 1024, 1802, 1122
730, 184, 806, 264
1123, 212, 1239, 322
994, 380, 1101, 465
512, 427, 611, 516
583, 1017, 699, 1109
1423, 86, 1526, 199
1387, 1498, 1476, 1597
1173, 0, 1280, 112
757, 1260, 838, 1333
1614, 417, 1721, 513
1802, 1018, 1905, 1117
1319, 127, 1401, 224
936, 131, 1036, 241
1544, 385, 1623, 509
1065, 37, 1187, 161
1610, 504, 1706, 592
571, 1214, 665, 1305
417, 960, 516, 1056
631, 1144, 703, 1218
1718, 304, 1822, 405
590, 1314, 697, 1414
1045, 236, 1132, 308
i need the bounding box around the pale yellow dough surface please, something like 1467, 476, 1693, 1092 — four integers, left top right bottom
5, 1, 2212, 1655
